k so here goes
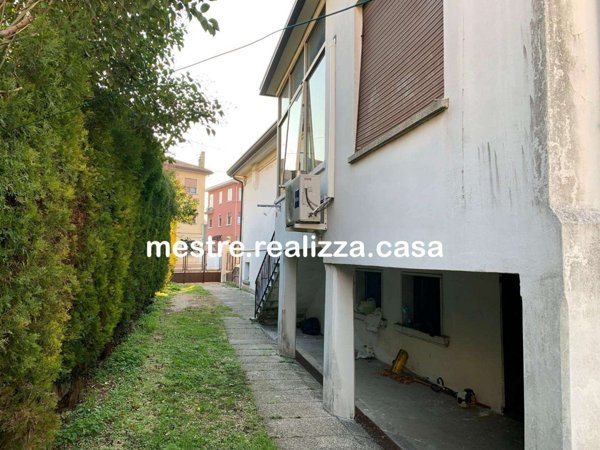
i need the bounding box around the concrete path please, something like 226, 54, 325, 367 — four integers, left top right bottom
204, 283, 380, 450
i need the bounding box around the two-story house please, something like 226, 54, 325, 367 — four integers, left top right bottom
251, 0, 600, 449
227, 124, 278, 292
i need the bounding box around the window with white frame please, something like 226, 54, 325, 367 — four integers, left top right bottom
218, 215, 222, 227
238, 188, 242, 201
209, 194, 214, 208
218, 191, 223, 204
208, 217, 213, 228
243, 261, 250, 282
277, 11, 326, 189
227, 187, 233, 202
226, 212, 232, 226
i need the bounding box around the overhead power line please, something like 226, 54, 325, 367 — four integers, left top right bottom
174, 0, 371, 72
4, 0, 371, 133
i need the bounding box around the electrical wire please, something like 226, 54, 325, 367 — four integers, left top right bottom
174, 0, 371, 72
3, 0, 372, 133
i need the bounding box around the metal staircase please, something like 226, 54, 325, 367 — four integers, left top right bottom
254, 233, 280, 324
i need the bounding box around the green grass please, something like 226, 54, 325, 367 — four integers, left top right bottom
55, 284, 276, 450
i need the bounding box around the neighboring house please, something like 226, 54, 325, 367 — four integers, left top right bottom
206, 179, 243, 243
206, 179, 243, 280
227, 124, 278, 291
250, 1, 600, 449
163, 153, 212, 272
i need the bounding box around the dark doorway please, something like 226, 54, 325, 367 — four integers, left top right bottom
500, 274, 524, 422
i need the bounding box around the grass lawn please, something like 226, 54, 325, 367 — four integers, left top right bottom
56, 284, 276, 449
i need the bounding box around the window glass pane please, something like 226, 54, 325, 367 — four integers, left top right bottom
308, 18, 325, 66
283, 95, 302, 184
401, 275, 441, 336
278, 116, 289, 187
279, 79, 289, 114
305, 56, 326, 171
290, 50, 304, 96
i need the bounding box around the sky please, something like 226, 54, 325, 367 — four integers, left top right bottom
170, 0, 295, 187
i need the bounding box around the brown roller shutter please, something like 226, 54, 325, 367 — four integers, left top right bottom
356, 0, 444, 153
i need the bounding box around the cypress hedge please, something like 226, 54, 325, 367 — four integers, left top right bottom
0, 1, 219, 447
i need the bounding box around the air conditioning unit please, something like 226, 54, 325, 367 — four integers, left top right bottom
285, 174, 321, 227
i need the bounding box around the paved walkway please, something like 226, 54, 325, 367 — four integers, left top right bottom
204, 283, 380, 450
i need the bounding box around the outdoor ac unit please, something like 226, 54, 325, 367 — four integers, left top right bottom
285, 174, 321, 227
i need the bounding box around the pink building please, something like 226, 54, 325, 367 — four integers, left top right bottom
206, 179, 242, 243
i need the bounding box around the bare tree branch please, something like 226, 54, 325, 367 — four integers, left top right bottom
0, 0, 42, 41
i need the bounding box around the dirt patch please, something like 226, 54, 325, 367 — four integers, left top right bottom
166, 292, 217, 313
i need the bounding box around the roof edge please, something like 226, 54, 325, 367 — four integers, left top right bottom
227, 123, 277, 177
259, 0, 307, 97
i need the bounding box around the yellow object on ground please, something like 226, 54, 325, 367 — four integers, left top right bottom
392, 349, 409, 374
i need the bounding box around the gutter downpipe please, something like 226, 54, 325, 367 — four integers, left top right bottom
233, 175, 246, 289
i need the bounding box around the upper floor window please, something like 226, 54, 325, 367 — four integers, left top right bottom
209, 194, 214, 208
227, 188, 233, 202
226, 212, 232, 226
218, 191, 223, 204
277, 11, 326, 188
356, 0, 444, 154
217, 214, 222, 227
184, 178, 197, 195
238, 188, 242, 201
208, 217, 213, 228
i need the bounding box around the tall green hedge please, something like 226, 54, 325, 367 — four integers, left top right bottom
0, 1, 218, 447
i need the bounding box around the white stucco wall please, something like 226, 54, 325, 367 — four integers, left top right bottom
316, 1, 566, 446
269, 0, 600, 446
240, 158, 278, 290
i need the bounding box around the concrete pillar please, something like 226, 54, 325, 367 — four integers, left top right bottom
536, 1, 600, 447
277, 256, 297, 358
323, 264, 355, 419
519, 271, 565, 448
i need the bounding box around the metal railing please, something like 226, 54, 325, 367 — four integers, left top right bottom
254, 232, 280, 317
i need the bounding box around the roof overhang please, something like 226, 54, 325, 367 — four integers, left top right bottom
163, 161, 213, 175
227, 123, 277, 177
259, 0, 321, 97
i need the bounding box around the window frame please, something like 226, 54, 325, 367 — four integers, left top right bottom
227, 188, 233, 202
354, 269, 383, 312
351, 0, 446, 164
218, 191, 223, 204
400, 272, 444, 338
276, 7, 327, 190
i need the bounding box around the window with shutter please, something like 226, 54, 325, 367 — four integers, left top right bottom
184, 177, 197, 194
356, 0, 444, 155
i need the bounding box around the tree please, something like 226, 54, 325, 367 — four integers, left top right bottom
0, 1, 221, 447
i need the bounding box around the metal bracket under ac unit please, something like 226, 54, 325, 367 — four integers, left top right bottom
309, 196, 334, 217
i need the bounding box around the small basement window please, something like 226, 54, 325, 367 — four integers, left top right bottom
401, 274, 442, 337
355, 270, 382, 312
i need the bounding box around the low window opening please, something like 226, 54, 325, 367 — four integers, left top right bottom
401, 274, 442, 337
355, 270, 382, 313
